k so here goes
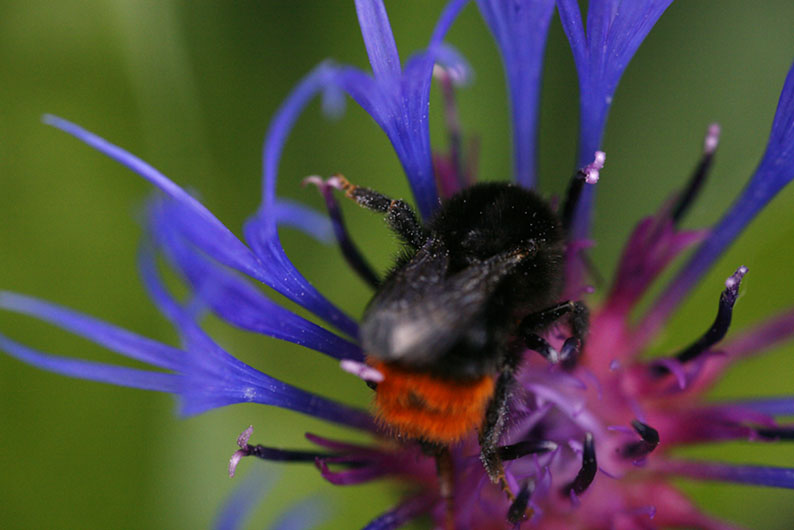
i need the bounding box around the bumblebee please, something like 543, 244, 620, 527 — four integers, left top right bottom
325, 174, 590, 526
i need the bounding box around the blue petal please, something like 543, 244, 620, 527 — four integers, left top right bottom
0, 260, 370, 428
214, 470, 275, 530
556, 0, 674, 239
137, 244, 373, 430
0, 332, 179, 393
475, 0, 555, 188
717, 398, 794, 418
667, 460, 794, 489
149, 198, 363, 361
362, 495, 434, 530
44, 114, 357, 338
641, 61, 794, 338
255, 64, 360, 338
243, 211, 358, 339
42, 115, 262, 280
0, 291, 182, 371
338, 0, 469, 219
355, 0, 402, 81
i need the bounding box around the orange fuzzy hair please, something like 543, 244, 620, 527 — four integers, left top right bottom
369, 359, 496, 444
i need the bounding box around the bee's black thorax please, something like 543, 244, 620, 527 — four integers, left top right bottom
362, 182, 565, 381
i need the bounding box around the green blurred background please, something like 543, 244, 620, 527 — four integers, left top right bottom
1, 1, 793, 528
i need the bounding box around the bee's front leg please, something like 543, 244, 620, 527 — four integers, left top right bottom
328, 174, 428, 249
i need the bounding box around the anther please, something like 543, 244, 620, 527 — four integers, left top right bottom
618, 420, 660, 460
498, 440, 558, 461
507, 481, 534, 524
563, 432, 597, 497
582, 151, 606, 184
652, 266, 747, 377
563, 151, 605, 231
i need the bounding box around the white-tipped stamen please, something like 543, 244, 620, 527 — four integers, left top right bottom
340, 359, 385, 383
301, 175, 325, 188
237, 425, 254, 448
583, 151, 606, 184
704, 123, 721, 155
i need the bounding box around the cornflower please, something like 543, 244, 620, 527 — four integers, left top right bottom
2, 1, 794, 529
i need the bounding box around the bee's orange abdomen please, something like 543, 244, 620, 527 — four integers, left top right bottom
369, 359, 496, 444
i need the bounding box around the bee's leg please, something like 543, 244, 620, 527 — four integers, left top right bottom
480, 367, 537, 523
519, 300, 589, 368
479, 370, 515, 486
327, 174, 427, 249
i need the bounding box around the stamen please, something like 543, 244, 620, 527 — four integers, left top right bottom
564, 432, 597, 497
704, 123, 721, 155
227, 425, 331, 478
756, 427, 794, 441
672, 123, 720, 224
563, 151, 604, 232
506, 481, 534, 525
340, 359, 385, 384
652, 266, 747, 377
619, 420, 660, 460
434, 65, 465, 190
303, 176, 380, 288
498, 440, 558, 461
582, 151, 606, 184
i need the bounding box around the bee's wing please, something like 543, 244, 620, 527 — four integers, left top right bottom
361, 240, 526, 366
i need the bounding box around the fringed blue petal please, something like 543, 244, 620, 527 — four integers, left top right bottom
255, 63, 359, 338
666, 460, 794, 489
273, 199, 334, 244
355, 0, 402, 81
641, 61, 794, 338
271, 498, 329, 530
361, 495, 435, 530
44, 114, 356, 338
43, 115, 263, 281
137, 244, 373, 430
243, 211, 358, 339
556, 0, 674, 239
0, 291, 182, 371
149, 198, 363, 361
214, 470, 275, 530
475, 0, 555, 188
0, 332, 179, 392
0, 272, 369, 428
338, 0, 469, 219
